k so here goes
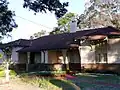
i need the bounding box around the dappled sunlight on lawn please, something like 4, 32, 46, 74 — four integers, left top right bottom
49, 78, 77, 90
66, 73, 120, 90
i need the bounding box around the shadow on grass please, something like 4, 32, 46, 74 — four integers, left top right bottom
49, 79, 76, 90
75, 73, 120, 84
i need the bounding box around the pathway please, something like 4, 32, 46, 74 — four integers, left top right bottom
0, 78, 42, 90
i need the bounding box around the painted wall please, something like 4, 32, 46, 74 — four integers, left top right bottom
11, 47, 22, 63
48, 51, 58, 64
0, 47, 22, 64
108, 38, 120, 63
81, 45, 95, 64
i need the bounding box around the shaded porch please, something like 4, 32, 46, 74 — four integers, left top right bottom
15, 48, 81, 72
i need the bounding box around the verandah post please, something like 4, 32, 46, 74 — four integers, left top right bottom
62, 49, 69, 72
78, 40, 82, 72
26, 52, 30, 72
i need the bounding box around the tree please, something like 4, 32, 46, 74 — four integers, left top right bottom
50, 12, 75, 34
0, 0, 69, 40
1, 46, 13, 82
30, 30, 46, 39
78, 0, 120, 29
0, 0, 17, 38
49, 27, 62, 35
23, 0, 69, 18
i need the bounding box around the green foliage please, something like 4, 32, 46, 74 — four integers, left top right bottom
78, 0, 120, 29
0, 0, 17, 38
0, 53, 3, 59
2, 59, 14, 69
23, 0, 69, 18
0, 69, 17, 77
50, 12, 75, 35
0, 70, 5, 77
52, 71, 66, 77
58, 12, 75, 27
9, 70, 17, 76
0, 46, 14, 69
30, 30, 46, 39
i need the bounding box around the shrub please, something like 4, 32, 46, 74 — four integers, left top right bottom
0, 70, 17, 77
0, 66, 4, 71
0, 70, 5, 77
10, 70, 17, 76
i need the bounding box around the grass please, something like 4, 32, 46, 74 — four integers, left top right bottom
67, 73, 120, 90
19, 73, 77, 90
49, 79, 76, 90
75, 73, 120, 84
20, 75, 61, 90
7, 71, 120, 90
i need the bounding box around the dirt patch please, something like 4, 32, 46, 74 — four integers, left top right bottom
0, 78, 43, 90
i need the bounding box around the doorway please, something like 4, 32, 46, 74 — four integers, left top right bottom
30, 52, 35, 64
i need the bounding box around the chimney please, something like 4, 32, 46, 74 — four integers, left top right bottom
70, 17, 77, 33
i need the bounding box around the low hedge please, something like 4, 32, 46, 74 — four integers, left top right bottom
0, 70, 17, 77
28, 71, 66, 76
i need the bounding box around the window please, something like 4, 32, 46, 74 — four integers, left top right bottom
95, 41, 108, 63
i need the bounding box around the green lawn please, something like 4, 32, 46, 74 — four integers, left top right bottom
20, 72, 77, 90
68, 73, 120, 90
49, 79, 76, 90
20, 72, 120, 90
75, 73, 120, 84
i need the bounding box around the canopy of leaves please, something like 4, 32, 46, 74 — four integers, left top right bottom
49, 27, 62, 35
50, 12, 75, 34
30, 30, 46, 39
78, 0, 120, 29
23, 0, 69, 18
0, 0, 17, 38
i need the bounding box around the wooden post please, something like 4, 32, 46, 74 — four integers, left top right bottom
41, 51, 44, 63
78, 40, 82, 72
26, 52, 30, 72
62, 49, 69, 71
43, 51, 45, 63
45, 51, 48, 63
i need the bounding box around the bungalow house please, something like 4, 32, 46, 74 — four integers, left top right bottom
1, 26, 120, 73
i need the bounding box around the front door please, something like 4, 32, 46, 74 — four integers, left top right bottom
30, 52, 35, 64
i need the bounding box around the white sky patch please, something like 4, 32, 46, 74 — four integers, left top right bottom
2, 0, 85, 43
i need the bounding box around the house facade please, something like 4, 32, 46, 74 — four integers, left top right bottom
1, 26, 120, 73
81, 38, 120, 73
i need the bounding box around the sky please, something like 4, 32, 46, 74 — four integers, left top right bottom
2, 0, 85, 43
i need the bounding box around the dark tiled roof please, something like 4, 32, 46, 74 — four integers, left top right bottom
17, 26, 120, 52
0, 39, 32, 49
